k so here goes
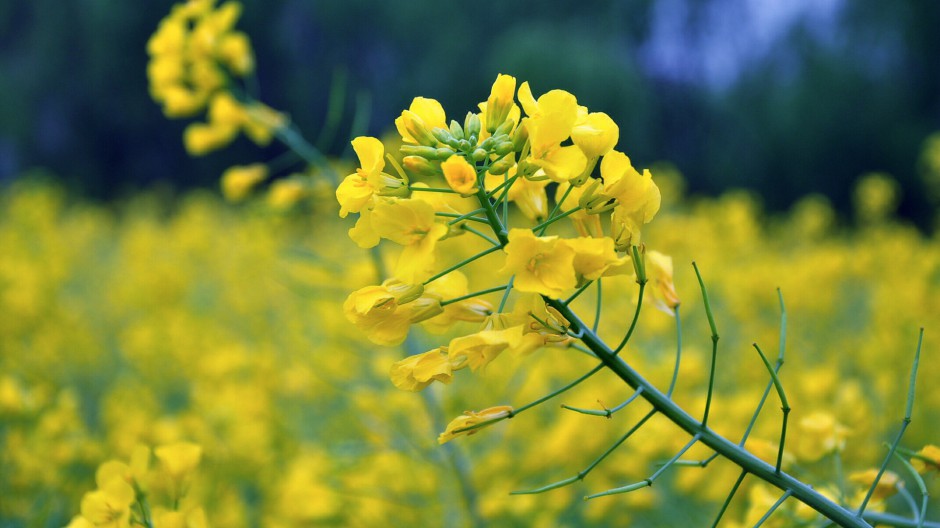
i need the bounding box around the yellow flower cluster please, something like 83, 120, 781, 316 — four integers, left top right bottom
335, 75, 680, 441
146, 0, 285, 156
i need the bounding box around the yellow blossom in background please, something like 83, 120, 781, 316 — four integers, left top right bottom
221, 163, 268, 202
793, 411, 851, 462
438, 406, 514, 444
853, 172, 901, 222
154, 442, 202, 481
911, 444, 940, 474
848, 469, 900, 501
267, 179, 309, 209
79, 477, 135, 528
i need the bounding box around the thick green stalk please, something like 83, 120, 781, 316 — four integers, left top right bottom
545, 299, 873, 528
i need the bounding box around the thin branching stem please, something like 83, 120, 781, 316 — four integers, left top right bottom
891, 450, 929, 528
562, 387, 643, 417
452, 364, 604, 436
753, 490, 792, 527
440, 284, 510, 307
584, 434, 701, 499
692, 262, 720, 427
856, 328, 923, 518
667, 306, 682, 398
710, 470, 748, 528
511, 410, 658, 495
752, 342, 791, 474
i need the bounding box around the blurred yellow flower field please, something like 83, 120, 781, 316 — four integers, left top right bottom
2, 171, 937, 527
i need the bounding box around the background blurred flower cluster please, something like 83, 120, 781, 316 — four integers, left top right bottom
2, 169, 937, 526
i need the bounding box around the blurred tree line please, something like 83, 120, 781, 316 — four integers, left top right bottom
1, 0, 938, 226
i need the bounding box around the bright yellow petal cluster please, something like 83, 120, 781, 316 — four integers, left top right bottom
343, 280, 443, 346
500, 229, 577, 298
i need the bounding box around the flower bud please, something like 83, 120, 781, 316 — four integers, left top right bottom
431, 127, 458, 147
402, 156, 440, 178
512, 121, 529, 152
409, 296, 445, 324
471, 148, 487, 163
487, 157, 515, 176
494, 119, 516, 137
464, 112, 482, 142
401, 145, 440, 159
398, 110, 438, 146
494, 140, 514, 157
449, 120, 465, 140
434, 147, 457, 160
485, 74, 516, 134
385, 279, 425, 305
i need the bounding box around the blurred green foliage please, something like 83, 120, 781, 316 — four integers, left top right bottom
2, 0, 939, 225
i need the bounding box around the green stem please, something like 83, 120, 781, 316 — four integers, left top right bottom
562, 387, 643, 417
667, 306, 682, 398
440, 284, 510, 307
584, 434, 701, 499
461, 224, 500, 246
856, 328, 923, 518
530, 206, 581, 233
891, 451, 929, 528
753, 490, 792, 527
752, 342, 790, 474
545, 298, 873, 528
538, 184, 574, 236
564, 280, 595, 305
422, 245, 502, 285
274, 124, 338, 184
710, 470, 748, 528
511, 410, 657, 495
612, 281, 645, 355
693, 262, 720, 428
411, 186, 461, 194
453, 363, 604, 435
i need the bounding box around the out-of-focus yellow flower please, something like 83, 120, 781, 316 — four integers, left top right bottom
645, 250, 680, 314
79, 478, 135, 528
849, 469, 900, 501
794, 411, 851, 462
438, 405, 514, 444
389, 347, 459, 391
267, 179, 308, 210
183, 122, 237, 156
500, 228, 577, 298
221, 164, 268, 202
911, 444, 940, 474
441, 155, 479, 195
853, 172, 900, 222
154, 441, 202, 481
